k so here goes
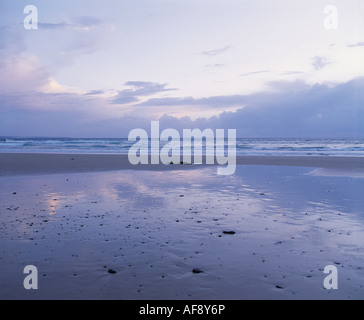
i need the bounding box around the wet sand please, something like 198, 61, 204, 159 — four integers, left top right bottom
0, 154, 364, 300
1, 153, 364, 176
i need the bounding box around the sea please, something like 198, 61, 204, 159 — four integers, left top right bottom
1, 137, 364, 157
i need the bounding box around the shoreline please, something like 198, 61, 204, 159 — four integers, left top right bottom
1, 152, 364, 176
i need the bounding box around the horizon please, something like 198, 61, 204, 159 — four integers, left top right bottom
2, 136, 364, 140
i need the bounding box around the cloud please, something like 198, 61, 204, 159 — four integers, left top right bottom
85, 90, 104, 96
204, 63, 225, 68
73, 16, 102, 28
38, 22, 69, 30
347, 42, 364, 48
0, 89, 154, 138
240, 70, 270, 77
280, 71, 304, 76
1, 78, 364, 138
0, 27, 54, 94
312, 56, 331, 70
0, 87, 123, 137
137, 95, 249, 108
112, 82, 176, 105
134, 78, 364, 138
1, 24, 363, 143
38, 16, 102, 30
201, 46, 233, 57
34, 16, 112, 67
0, 54, 53, 94
136, 80, 313, 108
171, 79, 364, 138
266, 79, 311, 92
240, 70, 304, 77
0, 26, 93, 96
124, 82, 174, 96
112, 96, 140, 105
137, 80, 310, 108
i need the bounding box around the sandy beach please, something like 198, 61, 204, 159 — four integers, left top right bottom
0, 153, 364, 300
1, 153, 364, 176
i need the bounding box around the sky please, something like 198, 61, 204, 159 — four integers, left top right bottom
1, 0, 364, 138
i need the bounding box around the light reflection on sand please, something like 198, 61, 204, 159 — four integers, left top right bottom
307, 168, 364, 179
0, 166, 364, 300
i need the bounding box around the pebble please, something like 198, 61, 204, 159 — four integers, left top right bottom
223, 231, 236, 235
192, 268, 204, 274
108, 269, 117, 274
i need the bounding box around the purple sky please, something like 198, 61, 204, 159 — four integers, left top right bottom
1, 0, 364, 137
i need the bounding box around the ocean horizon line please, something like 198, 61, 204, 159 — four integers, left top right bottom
1, 137, 364, 157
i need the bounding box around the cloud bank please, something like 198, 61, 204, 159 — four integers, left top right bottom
1, 76, 363, 138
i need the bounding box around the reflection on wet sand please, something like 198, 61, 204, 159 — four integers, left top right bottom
0, 166, 364, 299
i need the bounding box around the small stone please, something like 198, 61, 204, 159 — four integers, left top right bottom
192, 268, 204, 274
223, 231, 236, 235
108, 269, 117, 274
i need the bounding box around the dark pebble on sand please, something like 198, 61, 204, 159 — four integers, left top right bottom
192, 268, 204, 274
276, 285, 284, 289
108, 269, 117, 274
223, 231, 236, 235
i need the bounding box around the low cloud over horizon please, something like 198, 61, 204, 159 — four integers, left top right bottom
1, 77, 363, 138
